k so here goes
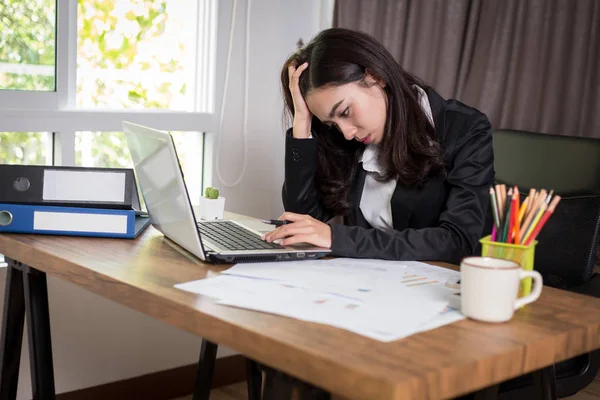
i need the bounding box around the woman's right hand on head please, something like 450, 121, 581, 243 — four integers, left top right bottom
288, 62, 312, 138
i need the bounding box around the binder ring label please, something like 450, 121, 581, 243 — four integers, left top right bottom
0, 211, 13, 226
13, 177, 30, 191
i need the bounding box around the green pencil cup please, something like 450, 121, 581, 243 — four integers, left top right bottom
479, 235, 538, 298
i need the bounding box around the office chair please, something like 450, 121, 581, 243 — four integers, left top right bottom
490, 129, 600, 399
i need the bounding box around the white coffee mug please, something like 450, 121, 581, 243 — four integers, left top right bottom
460, 256, 543, 322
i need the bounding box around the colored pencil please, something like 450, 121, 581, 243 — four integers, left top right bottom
521, 203, 547, 245
525, 189, 537, 215
515, 195, 529, 243
518, 196, 529, 224
495, 184, 504, 223
507, 188, 518, 243
500, 188, 513, 242
537, 189, 548, 209
512, 187, 520, 243
486, 186, 560, 246
522, 189, 546, 235
491, 224, 498, 242
546, 190, 554, 204
524, 195, 561, 246
500, 185, 507, 216
489, 187, 500, 229
524, 189, 537, 220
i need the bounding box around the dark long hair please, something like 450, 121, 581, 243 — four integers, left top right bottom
281, 28, 445, 216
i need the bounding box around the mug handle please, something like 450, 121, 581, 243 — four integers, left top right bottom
514, 270, 543, 310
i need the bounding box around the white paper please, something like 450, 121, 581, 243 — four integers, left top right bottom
176, 275, 448, 342
219, 293, 447, 342
222, 259, 403, 297
415, 305, 465, 334
43, 170, 126, 202
175, 260, 466, 342
222, 259, 458, 303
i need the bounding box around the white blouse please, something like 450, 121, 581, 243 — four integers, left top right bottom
359, 86, 435, 230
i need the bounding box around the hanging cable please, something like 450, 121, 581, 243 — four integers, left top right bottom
215, 0, 251, 187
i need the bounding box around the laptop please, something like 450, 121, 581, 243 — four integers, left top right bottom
122, 122, 331, 264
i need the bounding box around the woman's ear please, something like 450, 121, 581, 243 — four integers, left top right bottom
364, 68, 387, 88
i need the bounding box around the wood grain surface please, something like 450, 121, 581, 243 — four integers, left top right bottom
1, 216, 599, 400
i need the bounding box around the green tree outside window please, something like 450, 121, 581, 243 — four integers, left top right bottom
1, 0, 194, 168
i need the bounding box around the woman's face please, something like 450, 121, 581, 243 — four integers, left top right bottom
305, 75, 387, 145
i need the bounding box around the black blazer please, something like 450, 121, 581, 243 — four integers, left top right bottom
282, 87, 495, 264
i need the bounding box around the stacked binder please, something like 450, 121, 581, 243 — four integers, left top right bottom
0, 165, 150, 239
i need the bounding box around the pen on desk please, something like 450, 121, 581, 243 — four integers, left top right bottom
261, 219, 290, 227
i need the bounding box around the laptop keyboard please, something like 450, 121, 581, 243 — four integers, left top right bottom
197, 221, 283, 251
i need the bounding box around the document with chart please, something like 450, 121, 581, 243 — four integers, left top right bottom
175, 259, 465, 342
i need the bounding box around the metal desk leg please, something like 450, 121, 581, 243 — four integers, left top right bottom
473, 384, 499, 400
262, 367, 330, 400
192, 339, 218, 400
22, 263, 55, 400
262, 369, 293, 400
532, 365, 557, 400
0, 259, 26, 400
246, 359, 262, 400
298, 382, 331, 400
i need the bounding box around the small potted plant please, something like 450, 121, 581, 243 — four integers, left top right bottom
198, 186, 226, 220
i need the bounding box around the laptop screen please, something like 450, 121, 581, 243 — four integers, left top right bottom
123, 122, 206, 261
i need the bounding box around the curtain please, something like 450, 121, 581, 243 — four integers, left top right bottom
333, 0, 600, 138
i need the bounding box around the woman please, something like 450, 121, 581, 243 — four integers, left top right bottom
263, 28, 494, 264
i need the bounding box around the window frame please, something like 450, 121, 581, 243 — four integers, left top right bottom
0, 0, 217, 165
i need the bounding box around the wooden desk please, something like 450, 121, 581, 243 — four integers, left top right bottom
1, 219, 600, 399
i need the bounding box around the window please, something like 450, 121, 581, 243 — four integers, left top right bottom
75, 131, 204, 202
0, 0, 56, 91
0, 0, 218, 198
0, 132, 53, 165
77, 1, 210, 112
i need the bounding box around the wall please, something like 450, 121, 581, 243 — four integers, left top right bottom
0, 1, 331, 398
209, 0, 333, 219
